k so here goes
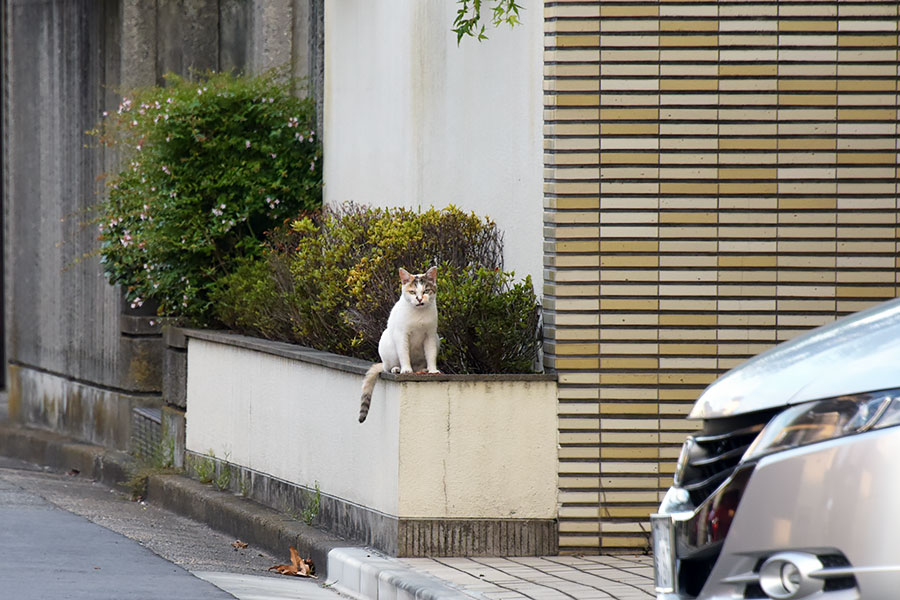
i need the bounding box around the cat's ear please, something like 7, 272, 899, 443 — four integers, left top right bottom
425, 266, 437, 284
398, 268, 412, 285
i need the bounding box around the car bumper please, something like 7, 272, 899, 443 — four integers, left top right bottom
653, 425, 900, 599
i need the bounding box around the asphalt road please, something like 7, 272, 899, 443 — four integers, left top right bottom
0, 454, 342, 600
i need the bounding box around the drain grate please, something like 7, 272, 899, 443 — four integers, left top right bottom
131, 407, 162, 460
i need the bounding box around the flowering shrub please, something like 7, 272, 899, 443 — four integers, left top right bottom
211, 204, 542, 374
91, 70, 322, 323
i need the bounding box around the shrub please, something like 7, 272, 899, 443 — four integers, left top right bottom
212, 204, 542, 374
438, 266, 540, 374
209, 256, 288, 340
91, 69, 322, 324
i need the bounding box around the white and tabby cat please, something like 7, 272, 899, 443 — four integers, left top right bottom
358, 266, 440, 423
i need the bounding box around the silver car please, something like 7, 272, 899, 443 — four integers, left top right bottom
652, 297, 900, 600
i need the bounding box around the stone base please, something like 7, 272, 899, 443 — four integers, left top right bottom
186, 451, 558, 557
162, 327, 188, 409
7, 364, 162, 452
161, 405, 186, 469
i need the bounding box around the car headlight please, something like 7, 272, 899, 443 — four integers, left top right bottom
743, 388, 900, 461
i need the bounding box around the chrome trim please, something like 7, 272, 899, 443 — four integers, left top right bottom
690, 444, 747, 468
693, 423, 765, 444
810, 566, 900, 578
855, 391, 894, 433
809, 567, 856, 579
719, 572, 759, 585
673, 437, 694, 487
682, 471, 730, 493
650, 514, 677, 594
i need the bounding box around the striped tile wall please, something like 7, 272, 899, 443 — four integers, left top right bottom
544, 0, 900, 553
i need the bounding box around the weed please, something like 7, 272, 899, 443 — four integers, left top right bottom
300, 481, 321, 526
214, 458, 232, 492
122, 437, 182, 501
152, 420, 176, 469
281, 481, 321, 525
122, 468, 152, 502
190, 449, 217, 484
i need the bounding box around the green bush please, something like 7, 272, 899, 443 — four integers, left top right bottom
211, 204, 542, 374
438, 266, 540, 374
91, 69, 322, 323
209, 256, 288, 340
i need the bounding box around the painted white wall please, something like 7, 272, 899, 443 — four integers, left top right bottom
185, 339, 402, 515
397, 379, 558, 519
185, 338, 558, 520
324, 1, 545, 295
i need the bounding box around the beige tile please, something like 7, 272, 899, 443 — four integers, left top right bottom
838, 50, 897, 62
719, 5, 777, 18
839, 34, 898, 47
838, 4, 897, 18
601, 4, 659, 18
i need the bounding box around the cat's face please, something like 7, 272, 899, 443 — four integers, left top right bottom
399, 267, 437, 308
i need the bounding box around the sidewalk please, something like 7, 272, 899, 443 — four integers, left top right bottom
398, 556, 654, 600
326, 548, 654, 600
0, 395, 655, 600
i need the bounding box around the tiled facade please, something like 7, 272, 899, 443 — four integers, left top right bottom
543, 0, 900, 552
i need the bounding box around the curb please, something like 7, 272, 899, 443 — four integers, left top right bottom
328, 548, 485, 600
0, 423, 135, 489
0, 422, 480, 600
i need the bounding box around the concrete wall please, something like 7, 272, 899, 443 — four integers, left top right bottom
5, 0, 135, 394
2, 0, 323, 447
323, 1, 545, 294
184, 331, 558, 556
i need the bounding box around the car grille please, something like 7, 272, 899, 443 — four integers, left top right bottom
678, 410, 776, 506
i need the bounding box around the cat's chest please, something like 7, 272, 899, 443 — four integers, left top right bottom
389, 302, 437, 331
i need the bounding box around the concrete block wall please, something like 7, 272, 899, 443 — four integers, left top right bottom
543, 0, 900, 553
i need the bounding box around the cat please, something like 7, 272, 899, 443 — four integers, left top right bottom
358, 266, 440, 423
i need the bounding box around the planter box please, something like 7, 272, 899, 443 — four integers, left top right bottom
184, 330, 559, 556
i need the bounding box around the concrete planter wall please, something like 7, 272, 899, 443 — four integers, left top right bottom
183, 330, 559, 556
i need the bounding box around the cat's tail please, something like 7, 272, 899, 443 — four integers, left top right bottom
359, 362, 383, 423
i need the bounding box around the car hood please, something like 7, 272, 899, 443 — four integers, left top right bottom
691, 297, 900, 419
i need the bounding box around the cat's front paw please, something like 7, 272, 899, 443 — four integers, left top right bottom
400, 368, 413, 374
427, 369, 441, 374
390, 366, 401, 374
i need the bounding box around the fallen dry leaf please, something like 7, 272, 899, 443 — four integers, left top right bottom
232, 540, 248, 549
268, 545, 315, 577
